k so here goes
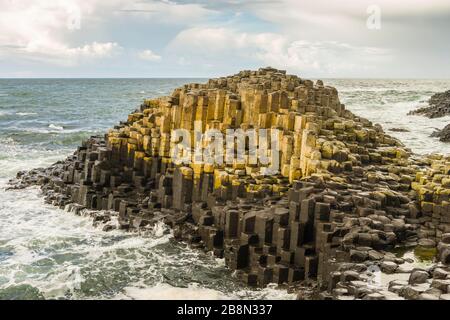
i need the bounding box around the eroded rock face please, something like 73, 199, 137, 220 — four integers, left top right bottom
408, 90, 450, 118
9, 67, 450, 299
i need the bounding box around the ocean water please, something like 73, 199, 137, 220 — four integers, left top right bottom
1, 78, 450, 300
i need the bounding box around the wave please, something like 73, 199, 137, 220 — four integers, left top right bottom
115, 282, 296, 300
0, 182, 295, 300
16, 112, 38, 116
48, 124, 64, 131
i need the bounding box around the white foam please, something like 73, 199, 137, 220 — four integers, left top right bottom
48, 124, 64, 131
2, 181, 288, 300
16, 112, 37, 116
115, 282, 296, 300
118, 283, 231, 300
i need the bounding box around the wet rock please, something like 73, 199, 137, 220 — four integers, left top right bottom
400, 283, 430, 300
350, 249, 368, 262
102, 223, 116, 232
408, 270, 429, 285
431, 279, 450, 292
341, 270, 360, 282
431, 124, 450, 142
408, 90, 450, 118
419, 293, 440, 300
363, 292, 385, 300
440, 293, 450, 300
418, 238, 436, 248
442, 233, 450, 244
381, 261, 398, 274
389, 128, 410, 133
440, 248, 450, 265
432, 267, 449, 279
368, 250, 384, 261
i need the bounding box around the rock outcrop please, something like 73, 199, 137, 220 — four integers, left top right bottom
431, 124, 450, 142
10, 68, 450, 300
408, 90, 450, 118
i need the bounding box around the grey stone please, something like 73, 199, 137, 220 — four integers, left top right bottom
400, 283, 430, 300
418, 238, 436, 248
431, 279, 450, 292
419, 293, 439, 300
440, 293, 450, 300
432, 267, 449, 279
368, 250, 384, 261
408, 270, 429, 285
381, 261, 398, 274
363, 292, 385, 300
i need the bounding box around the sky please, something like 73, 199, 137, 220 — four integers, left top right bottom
0, 0, 449, 78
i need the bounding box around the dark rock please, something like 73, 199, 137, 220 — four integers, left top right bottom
381, 261, 398, 274
430, 124, 450, 142
350, 250, 368, 262
440, 248, 450, 265
432, 268, 449, 279
431, 279, 450, 292
408, 270, 429, 285
408, 90, 450, 118
102, 223, 116, 232
418, 238, 436, 248
400, 283, 429, 300
389, 128, 410, 133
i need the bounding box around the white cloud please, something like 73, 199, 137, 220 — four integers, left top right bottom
204, 0, 450, 19
169, 27, 392, 77
138, 49, 162, 62
0, 0, 122, 65
118, 0, 217, 25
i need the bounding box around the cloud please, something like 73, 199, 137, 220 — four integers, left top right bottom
1, 0, 448, 77
138, 49, 162, 62
169, 27, 392, 77
118, 0, 217, 25
0, 0, 123, 65
193, 0, 450, 19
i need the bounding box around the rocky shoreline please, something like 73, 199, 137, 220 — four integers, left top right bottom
431, 124, 450, 142
408, 90, 450, 119
409, 89, 450, 143
9, 67, 450, 300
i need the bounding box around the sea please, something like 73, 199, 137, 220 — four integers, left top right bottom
1, 78, 450, 300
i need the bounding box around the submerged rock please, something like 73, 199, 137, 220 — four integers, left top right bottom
408, 90, 450, 118
431, 123, 450, 142
389, 127, 410, 133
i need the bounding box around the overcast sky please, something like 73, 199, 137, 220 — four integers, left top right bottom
0, 0, 449, 78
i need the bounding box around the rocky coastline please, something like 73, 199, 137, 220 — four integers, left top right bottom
408, 90, 450, 119
431, 124, 450, 142
409, 90, 450, 143
9, 67, 450, 300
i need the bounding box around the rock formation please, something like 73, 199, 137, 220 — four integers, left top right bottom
11, 67, 450, 300
408, 90, 450, 118
431, 124, 450, 142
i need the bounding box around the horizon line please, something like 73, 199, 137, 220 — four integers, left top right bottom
1, 76, 450, 80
